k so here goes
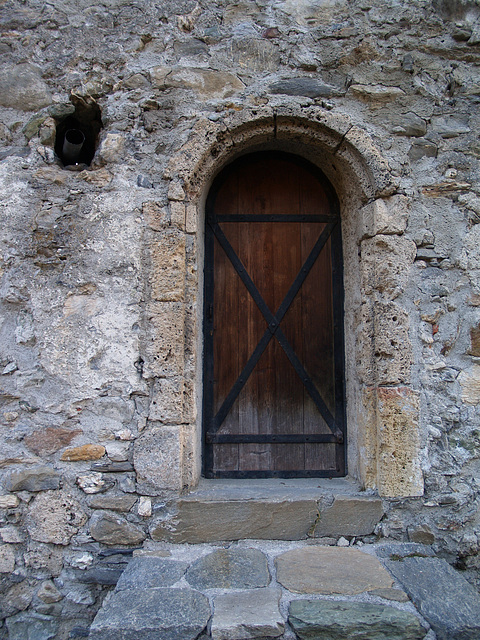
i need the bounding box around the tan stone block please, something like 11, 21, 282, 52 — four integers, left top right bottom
134, 425, 182, 493
61, 444, 106, 461
170, 202, 186, 230
143, 201, 169, 231
374, 302, 412, 385
376, 387, 423, 498
469, 324, 480, 357
149, 377, 184, 423
167, 181, 185, 201
150, 229, 186, 302
361, 235, 416, 299
186, 204, 197, 234
165, 67, 245, 98
359, 195, 410, 238
27, 490, 87, 545
275, 547, 394, 595
144, 302, 185, 377
459, 365, 480, 405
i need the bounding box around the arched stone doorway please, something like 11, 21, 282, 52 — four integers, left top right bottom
136, 106, 424, 499
203, 151, 346, 478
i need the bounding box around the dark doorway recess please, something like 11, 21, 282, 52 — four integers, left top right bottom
203, 152, 346, 478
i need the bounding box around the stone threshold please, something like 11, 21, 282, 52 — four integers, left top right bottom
151, 477, 385, 543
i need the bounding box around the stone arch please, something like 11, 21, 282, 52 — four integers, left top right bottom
149, 106, 423, 498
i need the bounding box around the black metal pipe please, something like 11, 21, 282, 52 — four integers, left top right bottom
62, 128, 85, 165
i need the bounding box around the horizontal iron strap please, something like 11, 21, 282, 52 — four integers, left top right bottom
206, 433, 339, 444
214, 214, 338, 222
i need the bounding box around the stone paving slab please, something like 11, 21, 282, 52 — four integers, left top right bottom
211, 588, 284, 640
88, 587, 211, 640
385, 556, 480, 640
115, 556, 188, 590
275, 546, 394, 595
88, 540, 480, 640
289, 599, 427, 640
186, 548, 270, 590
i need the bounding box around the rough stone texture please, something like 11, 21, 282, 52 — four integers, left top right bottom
26, 490, 87, 545
186, 548, 270, 590
134, 425, 182, 494
115, 556, 188, 590
275, 547, 393, 595
289, 599, 426, 640
0, 544, 16, 573
4, 467, 60, 492
0, 64, 51, 110
89, 512, 146, 546
6, 612, 58, 640
0, 0, 480, 633
89, 588, 210, 640
313, 496, 384, 537
151, 499, 319, 542
385, 556, 480, 640
211, 588, 284, 640
88, 494, 137, 512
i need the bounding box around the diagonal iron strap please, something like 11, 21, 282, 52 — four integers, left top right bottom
209, 220, 339, 437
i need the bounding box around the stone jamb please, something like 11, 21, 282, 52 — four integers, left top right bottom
140, 106, 423, 498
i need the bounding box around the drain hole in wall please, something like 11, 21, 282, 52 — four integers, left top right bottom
55, 95, 102, 168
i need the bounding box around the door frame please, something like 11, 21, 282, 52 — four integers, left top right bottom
202, 151, 347, 478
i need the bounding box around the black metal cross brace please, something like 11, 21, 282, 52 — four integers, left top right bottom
208, 219, 343, 443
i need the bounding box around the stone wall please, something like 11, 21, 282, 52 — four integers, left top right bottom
1, 0, 480, 636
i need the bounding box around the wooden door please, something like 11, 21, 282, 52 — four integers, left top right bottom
203, 152, 346, 478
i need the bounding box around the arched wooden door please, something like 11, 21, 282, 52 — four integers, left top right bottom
203, 152, 346, 478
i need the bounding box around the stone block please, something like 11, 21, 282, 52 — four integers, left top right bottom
225, 39, 280, 74
385, 556, 480, 640
0, 494, 19, 508
361, 234, 416, 299
60, 444, 106, 461
349, 84, 406, 103
143, 302, 185, 377
97, 133, 125, 164
150, 229, 186, 302
164, 67, 245, 98
357, 300, 413, 387
170, 201, 186, 230
88, 494, 137, 512
459, 365, 480, 405
289, 600, 426, 640
0, 63, 51, 110
0, 544, 15, 573
4, 466, 60, 492
374, 387, 423, 498
27, 490, 87, 545
24, 427, 82, 456
313, 496, 384, 537
89, 588, 210, 640
212, 588, 284, 640
116, 557, 188, 590
269, 78, 343, 98
469, 323, 480, 357
186, 204, 197, 234
6, 612, 58, 640
143, 202, 169, 231
359, 195, 410, 239
185, 548, 270, 590
105, 441, 130, 462
89, 511, 146, 546
276, 547, 393, 595
134, 425, 182, 493
151, 499, 319, 542
149, 376, 184, 423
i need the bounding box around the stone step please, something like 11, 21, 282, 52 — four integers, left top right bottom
87, 540, 480, 640
151, 478, 385, 543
